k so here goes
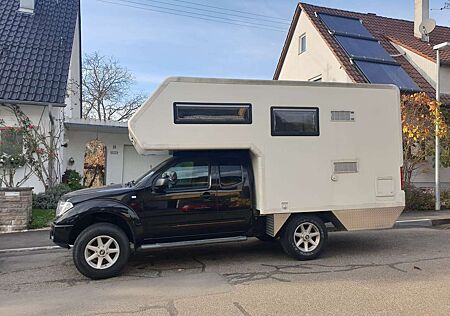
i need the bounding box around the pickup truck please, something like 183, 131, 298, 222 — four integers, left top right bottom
51, 150, 329, 279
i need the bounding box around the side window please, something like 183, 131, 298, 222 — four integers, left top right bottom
163, 159, 210, 190
173, 103, 252, 124
0, 128, 23, 155
219, 164, 243, 187
299, 33, 306, 54
271, 107, 319, 136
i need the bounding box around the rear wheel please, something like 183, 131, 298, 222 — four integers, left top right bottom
73, 223, 130, 279
280, 215, 327, 260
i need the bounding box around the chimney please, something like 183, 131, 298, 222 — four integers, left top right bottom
18, 0, 35, 14
414, 0, 429, 40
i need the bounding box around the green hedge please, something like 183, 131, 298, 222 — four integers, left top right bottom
32, 184, 72, 210
404, 184, 434, 211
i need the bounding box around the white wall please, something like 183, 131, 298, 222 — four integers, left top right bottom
0, 104, 65, 193
64, 14, 81, 119
64, 128, 169, 185
391, 42, 450, 95
278, 11, 353, 83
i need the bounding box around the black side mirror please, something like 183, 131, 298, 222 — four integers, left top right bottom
153, 178, 169, 192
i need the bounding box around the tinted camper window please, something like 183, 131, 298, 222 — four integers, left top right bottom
271, 107, 319, 136
174, 103, 252, 124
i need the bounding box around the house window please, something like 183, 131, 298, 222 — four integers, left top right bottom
299, 33, 306, 54
174, 103, 252, 124
271, 107, 319, 136
0, 128, 23, 156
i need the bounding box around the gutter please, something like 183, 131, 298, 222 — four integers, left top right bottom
0, 99, 66, 107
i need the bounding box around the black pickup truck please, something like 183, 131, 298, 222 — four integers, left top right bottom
51, 150, 329, 279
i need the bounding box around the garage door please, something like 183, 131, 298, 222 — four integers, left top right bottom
122, 145, 170, 183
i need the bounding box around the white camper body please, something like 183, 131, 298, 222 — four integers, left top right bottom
129, 77, 405, 233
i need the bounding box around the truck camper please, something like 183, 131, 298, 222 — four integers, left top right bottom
51, 77, 405, 279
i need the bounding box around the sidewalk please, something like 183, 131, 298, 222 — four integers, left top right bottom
0, 229, 55, 252
1, 210, 450, 252
395, 209, 450, 228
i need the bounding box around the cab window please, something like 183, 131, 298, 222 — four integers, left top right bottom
219, 164, 243, 187
163, 159, 210, 190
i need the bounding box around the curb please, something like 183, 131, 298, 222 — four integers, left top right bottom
0, 245, 61, 254
394, 218, 450, 228
1, 227, 51, 234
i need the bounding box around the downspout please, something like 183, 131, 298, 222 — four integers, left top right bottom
78, 0, 83, 118
48, 104, 55, 188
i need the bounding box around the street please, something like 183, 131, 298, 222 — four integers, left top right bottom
1, 226, 450, 315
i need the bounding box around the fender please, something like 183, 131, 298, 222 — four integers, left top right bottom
56, 198, 143, 245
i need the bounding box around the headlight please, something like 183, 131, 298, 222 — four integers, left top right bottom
56, 201, 73, 217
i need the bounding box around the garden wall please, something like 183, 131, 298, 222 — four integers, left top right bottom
0, 187, 32, 232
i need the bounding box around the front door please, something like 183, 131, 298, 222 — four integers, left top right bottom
140, 157, 222, 242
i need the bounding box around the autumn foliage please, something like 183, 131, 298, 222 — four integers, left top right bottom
401, 92, 448, 185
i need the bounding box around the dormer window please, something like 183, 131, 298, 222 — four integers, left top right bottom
299, 33, 306, 54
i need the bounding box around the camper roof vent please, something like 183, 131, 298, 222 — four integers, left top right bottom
331, 110, 355, 121
334, 161, 358, 174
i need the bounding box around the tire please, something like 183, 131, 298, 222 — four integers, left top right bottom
73, 223, 130, 279
280, 215, 327, 260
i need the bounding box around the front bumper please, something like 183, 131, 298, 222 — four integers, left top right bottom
50, 223, 74, 249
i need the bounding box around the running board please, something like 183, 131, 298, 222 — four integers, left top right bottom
138, 236, 247, 250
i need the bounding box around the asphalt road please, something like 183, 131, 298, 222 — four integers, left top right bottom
1, 226, 450, 315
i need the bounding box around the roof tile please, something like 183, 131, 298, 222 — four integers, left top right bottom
0, 0, 79, 105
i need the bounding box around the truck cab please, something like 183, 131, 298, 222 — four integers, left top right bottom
51, 150, 277, 279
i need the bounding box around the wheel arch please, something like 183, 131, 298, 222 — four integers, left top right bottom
267, 211, 346, 237
69, 210, 136, 246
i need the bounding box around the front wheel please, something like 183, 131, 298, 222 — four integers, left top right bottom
280, 215, 327, 260
73, 223, 130, 279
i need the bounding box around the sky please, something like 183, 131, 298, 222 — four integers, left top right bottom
81, 0, 450, 95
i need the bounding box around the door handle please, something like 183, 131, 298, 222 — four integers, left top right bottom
201, 192, 213, 200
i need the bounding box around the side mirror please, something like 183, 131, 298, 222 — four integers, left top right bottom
153, 178, 169, 192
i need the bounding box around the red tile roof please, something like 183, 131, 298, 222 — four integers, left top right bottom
273, 2, 450, 103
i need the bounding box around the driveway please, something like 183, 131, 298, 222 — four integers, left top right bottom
1, 226, 450, 315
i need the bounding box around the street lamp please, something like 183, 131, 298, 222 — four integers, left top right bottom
433, 41, 450, 211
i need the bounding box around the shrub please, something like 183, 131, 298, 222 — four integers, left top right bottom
32, 184, 72, 210
62, 169, 84, 191
440, 190, 450, 210
404, 184, 434, 211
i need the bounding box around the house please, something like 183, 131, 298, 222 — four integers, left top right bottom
0, 0, 166, 192
274, 0, 450, 188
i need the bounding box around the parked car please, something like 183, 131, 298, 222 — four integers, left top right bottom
52, 77, 405, 279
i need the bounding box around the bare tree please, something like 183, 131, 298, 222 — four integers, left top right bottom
82, 52, 145, 121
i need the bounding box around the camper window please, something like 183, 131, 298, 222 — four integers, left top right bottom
173, 103, 251, 124
271, 107, 319, 136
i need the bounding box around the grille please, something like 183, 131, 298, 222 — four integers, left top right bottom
331, 110, 355, 121
334, 161, 358, 173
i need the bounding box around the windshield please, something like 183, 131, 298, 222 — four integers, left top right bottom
132, 157, 173, 187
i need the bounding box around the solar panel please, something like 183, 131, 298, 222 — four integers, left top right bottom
354, 60, 421, 91
317, 13, 373, 39
335, 35, 395, 63
317, 12, 421, 92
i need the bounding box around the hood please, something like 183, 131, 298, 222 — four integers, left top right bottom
62, 184, 134, 204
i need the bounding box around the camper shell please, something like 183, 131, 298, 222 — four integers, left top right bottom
129, 77, 405, 234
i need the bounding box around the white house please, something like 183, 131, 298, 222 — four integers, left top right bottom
0, 0, 164, 192
274, 1, 450, 188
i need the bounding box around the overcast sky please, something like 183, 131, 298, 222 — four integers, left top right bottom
81, 0, 450, 95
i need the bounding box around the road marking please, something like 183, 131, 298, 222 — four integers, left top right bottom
0, 245, 62, 254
